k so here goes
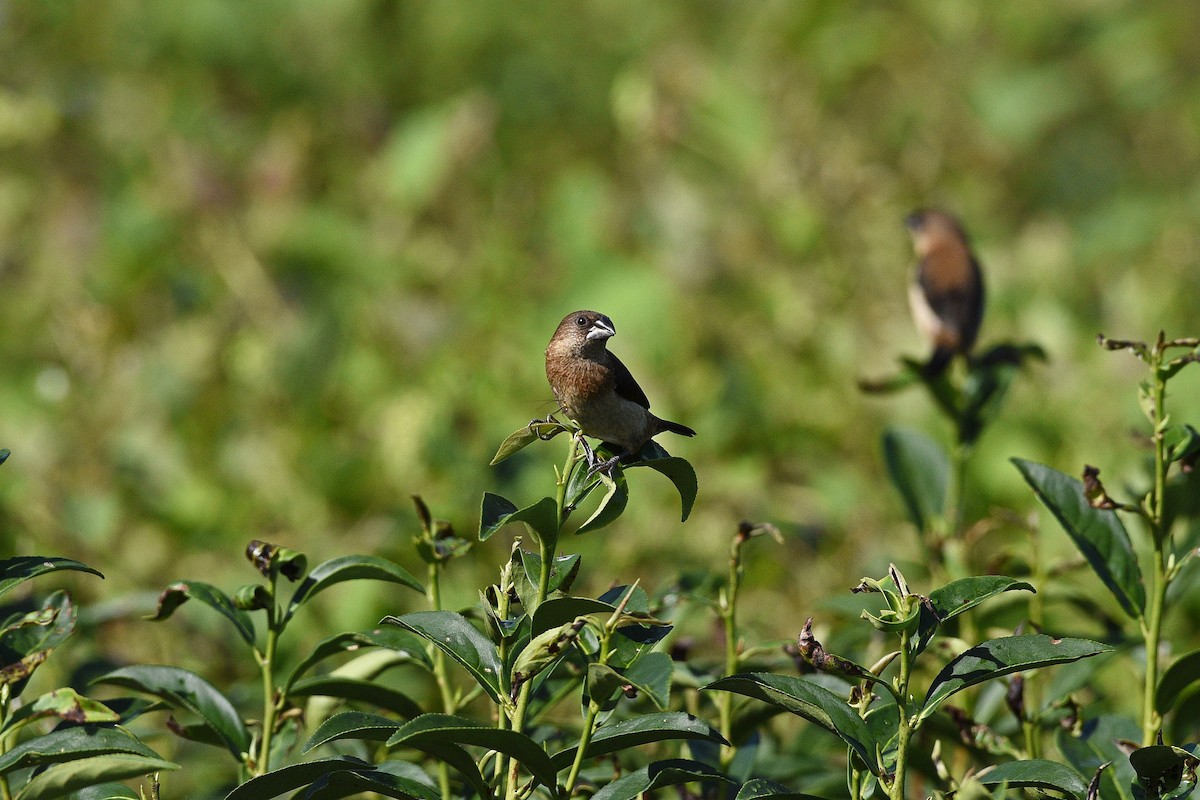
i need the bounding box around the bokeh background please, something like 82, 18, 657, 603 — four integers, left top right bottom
2, 1, 1200, 788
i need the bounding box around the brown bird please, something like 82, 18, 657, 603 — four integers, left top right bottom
905, 210, 985, 378
545, 310, 695, 466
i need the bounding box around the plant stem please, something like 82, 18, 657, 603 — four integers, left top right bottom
505, 434, 580, 800
564, 698, 601, 795
1142, 364, 1170, 745
427, 561, 455, 800
718, 535, 743, 771
889, 630, 913, 800
0, 686, 11, 800
257, 615, 280, 776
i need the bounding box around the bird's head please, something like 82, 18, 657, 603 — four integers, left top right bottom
904, 209, 966, 257
551, 310, 616, 353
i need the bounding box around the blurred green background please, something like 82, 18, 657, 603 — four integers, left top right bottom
2, 0, 1199, 691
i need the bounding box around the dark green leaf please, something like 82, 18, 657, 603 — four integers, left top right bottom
285, 627, 431, 693
576, 470, 629, 534
0, 725, 159, 776
1165, 425, 1200, 465
623, 652, 672, 710
977, 759, 1088, 799
881, 427, 948, 532
223, 756, 375, 800
479, 494, 559, 545
289, 676, 422, 719
286, 556, 423, 621
92, 665, 252, 759
0, 449, 9, 465
147, 581, 256, 647
1057, 714, 1140, 800
1129, 745, 1200, 791
516, 550, 582, 614
914, 576, 1035, 655
550, 712, 728, 770
591, 758, 732, 800
1158, 648, 1200, 715
920, 635, 1112, 723
73, 784, 140, 800
17, 754, 177, 800
387, 713, 557, 791
1013, 458, 1145, 618
304, 711, 403, 752
382, 612, 504, 704
1, 689, 119, 734
628, 454, 697, 522
0, 558, 102, 602
735, 777, 828, 800
296, 768, 443, 800
705, 673, 880, 776
530, 597, 613, 636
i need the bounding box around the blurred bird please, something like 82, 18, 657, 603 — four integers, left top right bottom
545, 310, 695, 467
905, 209, 985, 377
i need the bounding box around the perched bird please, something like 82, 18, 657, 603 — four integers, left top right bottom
905, 209, 985, 378
545, 310, 695, 465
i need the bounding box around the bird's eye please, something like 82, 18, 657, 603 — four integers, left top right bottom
575, 316, 587, 326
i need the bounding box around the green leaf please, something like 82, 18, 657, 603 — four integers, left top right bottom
290, 676, 423, 719
0, 725, 160, 776
977, 759, 1088, 799
735, 777, 828, 800
387, 713, 557, 791
550, 712, 728, 770
382, 611, 504, 704
73, 785, 140, 800
920, 635, 1112, 723
591, 758, 732, 800
576, 470, 629, 534
628, 453, 697, 522
92, 665, 252, 759
516, 550, 581, 613
1, 689, 119, 734
284, 627, 431, 694
704, 673, 881, 776
1157, 648, 1200, 715
0, 449, 9, 466
295, 769, 443, 800
479, 493, 559, 545
1165, 424, 1200, 465
286, 556, 423, 622
0, 592, 76, 690
1129, 745, 1200, 792
1013, 458, 1145, 619
304, 711, 402, 752
223, 756, 376, 800
148, 581, 256, 647
623, 651, 672, 710
881, 427, 948, 532
0, 558, 103, 602
490, 423, 566, 466
16, 754, 177, 800
1057, 714, 1140, 800
914, 576, 1035, 655
531, 597, 613, 636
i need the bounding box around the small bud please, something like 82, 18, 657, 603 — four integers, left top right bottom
246, 540, 278, 577
1082, 465, 1118, 509
1006, 674, 1025, 721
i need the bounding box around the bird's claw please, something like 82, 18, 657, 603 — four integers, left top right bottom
586, 454, 622, 479
527, 415, 565, 441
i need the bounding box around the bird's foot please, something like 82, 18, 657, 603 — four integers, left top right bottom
528, 414, 565, 441
587, 454, 623, 479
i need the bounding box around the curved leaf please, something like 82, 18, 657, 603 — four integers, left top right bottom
285, 627, 432, 694
531, 597, 614, 636
17, 754, 177, 800
224, 756, 375, 800
382, 612, 504, 704
286, 556, 423, 621
629, 454, 697, 522
736, 777, 829, 800
304, 711, 402, 752
1013, 458, 1145, 619
0, 725, 158, 776
490, 423, 566, 466
290, 676, 422, 719
591, 758, 732, 800
550, 712, 727, 770
0, 558, 102, 601
914, 576, 1035, 655
148, 581, 256, 647
479, 494, 558, 545
920, 635, 1112, 723
296, 769, 442, 800
576, 470, 629, 534
1157, 648, 1200, 715
73, 784, 140, 800
387, 713, 557, 791
1, 689, 119, 734
977, 759, 1088, 799
705, 673, 880, 776
92, 665, 252, 759
882, 427, 948, 532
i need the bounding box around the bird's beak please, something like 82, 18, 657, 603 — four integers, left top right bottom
586, 318, 616, 341
903, 212, 924, 232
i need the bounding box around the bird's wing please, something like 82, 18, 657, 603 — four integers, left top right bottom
608, 352, 651, 409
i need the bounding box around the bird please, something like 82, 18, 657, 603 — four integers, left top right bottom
545, 310, 695, 468
904, 209, 985, 378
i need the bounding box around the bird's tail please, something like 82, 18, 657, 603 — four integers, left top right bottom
656, 417, 696, 438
